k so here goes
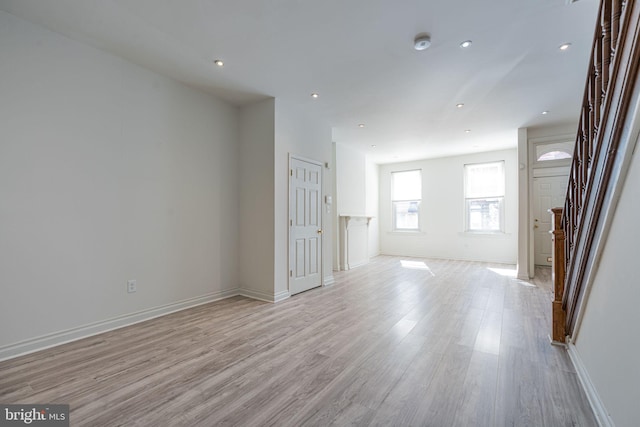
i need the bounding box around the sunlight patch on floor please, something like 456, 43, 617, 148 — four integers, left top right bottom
487, 267, 517, 277
474, 327, 501, 355
514, 280, 537, 288
400, 260, 435, 276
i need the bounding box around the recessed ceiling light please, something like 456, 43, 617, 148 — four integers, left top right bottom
371, 145, 377, 148
358, 123, 365, 128
213, 59, 224, 67
311, 93, 319, 98
559, 43, 572, 51
460, 40, 472, 48
456, 103, 464, 109
465, 129, 471, 133
542, 110, 549, 115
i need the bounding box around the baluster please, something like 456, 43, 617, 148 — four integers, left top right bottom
594, 30, 603, 130
602, 1, 612, 95
581, 120, 589, 196
588, 72, 597, 191
575, 125, 583, 201
575, 179, 580, 227
613, 0, 622, 55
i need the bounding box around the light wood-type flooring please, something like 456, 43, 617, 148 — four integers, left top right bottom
0, 256, 597, 426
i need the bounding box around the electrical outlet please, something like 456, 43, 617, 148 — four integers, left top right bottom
127, 280, 137, 293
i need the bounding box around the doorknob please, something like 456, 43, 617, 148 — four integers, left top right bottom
317, 229, 323, 234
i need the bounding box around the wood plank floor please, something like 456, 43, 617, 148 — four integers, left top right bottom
0, 256, 597, 426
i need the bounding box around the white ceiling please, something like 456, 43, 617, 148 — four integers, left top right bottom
0, 0, 599, 163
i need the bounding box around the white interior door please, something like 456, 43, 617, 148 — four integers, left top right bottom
289, 157, 322, 295
533, 175, 569, 266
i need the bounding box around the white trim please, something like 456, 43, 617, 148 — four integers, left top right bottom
567, 342, 615, 427
288, 153, 323, 168
346, 260, 368, 270
323, 275, 335, 286
517, 127, 531, 279
386, 231, 426, 236
532, 166, 571, 178
458, 231, 511, 239
379, 251, 516, 265
239, 288, 290, 303
273, 290, 291, 302
0, 289, 239, 362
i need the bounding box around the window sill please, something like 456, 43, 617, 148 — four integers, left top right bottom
387, 231, 426, 236
459, 231, 510, 238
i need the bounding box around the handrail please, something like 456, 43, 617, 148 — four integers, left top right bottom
556, 0, 640, 338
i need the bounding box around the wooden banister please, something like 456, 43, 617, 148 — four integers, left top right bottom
554, 0, 640, 339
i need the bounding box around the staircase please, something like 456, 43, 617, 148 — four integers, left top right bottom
552, 0, 640, 342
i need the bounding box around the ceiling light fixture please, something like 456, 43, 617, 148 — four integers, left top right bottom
542, 110, 549, 115
456, 103, 464, 109
371, 145, 377, 148
460, 40, 472, 48
414, 33, 432, 51
213, 59, 224, 67
465, 129, 471, 133
311, 93, 319, 98
358, 124, 365, 128
559, 43, 572, 51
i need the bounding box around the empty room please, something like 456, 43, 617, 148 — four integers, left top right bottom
1, 0, 638, 426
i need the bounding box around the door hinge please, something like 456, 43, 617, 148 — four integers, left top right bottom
290, 169, 293, 176
290, 219, 293, 226
289, 270, 293, 277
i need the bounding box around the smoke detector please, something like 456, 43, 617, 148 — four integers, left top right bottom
414, 33, 431, 51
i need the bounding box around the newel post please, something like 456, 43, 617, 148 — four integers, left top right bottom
550, 208, 566, 343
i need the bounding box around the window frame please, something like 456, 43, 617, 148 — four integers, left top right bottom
391, 169, 422, 232
530, 137, 574, 168
463, 161, 505, 233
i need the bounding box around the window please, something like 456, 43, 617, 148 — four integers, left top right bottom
534, 141, 573, 163
391, 169, 421, 231
464, 161, 504, 232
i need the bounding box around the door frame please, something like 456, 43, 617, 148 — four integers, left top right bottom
288, 154, 324, 294
527, 135, 573, 275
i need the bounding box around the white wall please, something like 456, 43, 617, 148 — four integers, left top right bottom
336, 143, 367, 215
275, 99, 333, 291
0, 11, 240, 351
517, 127, 530, 278
573, 146, 639, 427
238, 99, 275, 299
334, 143, 379, 266
366, 161, 380, 257
379, 149, 518, 264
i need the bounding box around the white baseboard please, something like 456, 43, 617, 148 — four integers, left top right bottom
273, 290, 291, 302
323, 275, 335, 286
0, 288, 240, 362
567, 343, 615, 427
239, 288, 290, 303
346, 259, 369, 270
